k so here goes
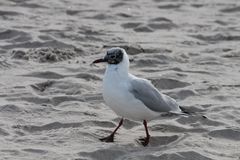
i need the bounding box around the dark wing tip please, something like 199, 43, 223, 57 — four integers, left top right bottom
179, 106, 208, 119
179, 106, 192, 115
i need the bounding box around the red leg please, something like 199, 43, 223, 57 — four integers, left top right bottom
139, 120, 150, 146
100, 118, 123, 142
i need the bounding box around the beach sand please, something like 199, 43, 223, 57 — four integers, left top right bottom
0, 0, 240, 159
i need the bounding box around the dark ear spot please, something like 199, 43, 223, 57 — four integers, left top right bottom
106, 49, 124, 64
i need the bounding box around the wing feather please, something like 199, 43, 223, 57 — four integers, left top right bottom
129, 78, 180, 113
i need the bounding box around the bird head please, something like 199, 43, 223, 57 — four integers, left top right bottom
93, 47, 125, 65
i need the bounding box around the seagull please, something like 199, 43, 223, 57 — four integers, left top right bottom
92, 47, 186, 146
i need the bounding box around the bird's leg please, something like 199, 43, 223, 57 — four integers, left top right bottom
139, 120, 150, 146
100, 118, 123, 142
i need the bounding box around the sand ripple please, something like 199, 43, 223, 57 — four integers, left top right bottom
0, 0, 240, 159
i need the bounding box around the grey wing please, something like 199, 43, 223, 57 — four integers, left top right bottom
129, 78, 180, 113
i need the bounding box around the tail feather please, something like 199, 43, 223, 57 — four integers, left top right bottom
179, 106, 207, 119
179, 106, 192, 115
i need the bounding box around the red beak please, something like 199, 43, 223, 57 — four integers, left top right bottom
92, 58, 107, 64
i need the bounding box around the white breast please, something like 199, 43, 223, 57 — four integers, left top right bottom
103, 66, 159, 121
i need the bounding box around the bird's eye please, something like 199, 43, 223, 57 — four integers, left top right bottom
110, 54, 116, 59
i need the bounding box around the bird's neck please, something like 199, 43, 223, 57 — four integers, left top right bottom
105, 62, 129, 80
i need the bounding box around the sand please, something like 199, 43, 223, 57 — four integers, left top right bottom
0, 0, 240, 159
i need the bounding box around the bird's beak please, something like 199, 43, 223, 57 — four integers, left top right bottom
92, 56, 108, 64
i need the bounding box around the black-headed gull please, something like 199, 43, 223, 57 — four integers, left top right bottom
93, 47, 185, 146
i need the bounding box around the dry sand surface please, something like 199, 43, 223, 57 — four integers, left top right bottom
0, 0, 240, 159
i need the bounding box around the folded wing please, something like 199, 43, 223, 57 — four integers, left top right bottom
129, 78, 181, 113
